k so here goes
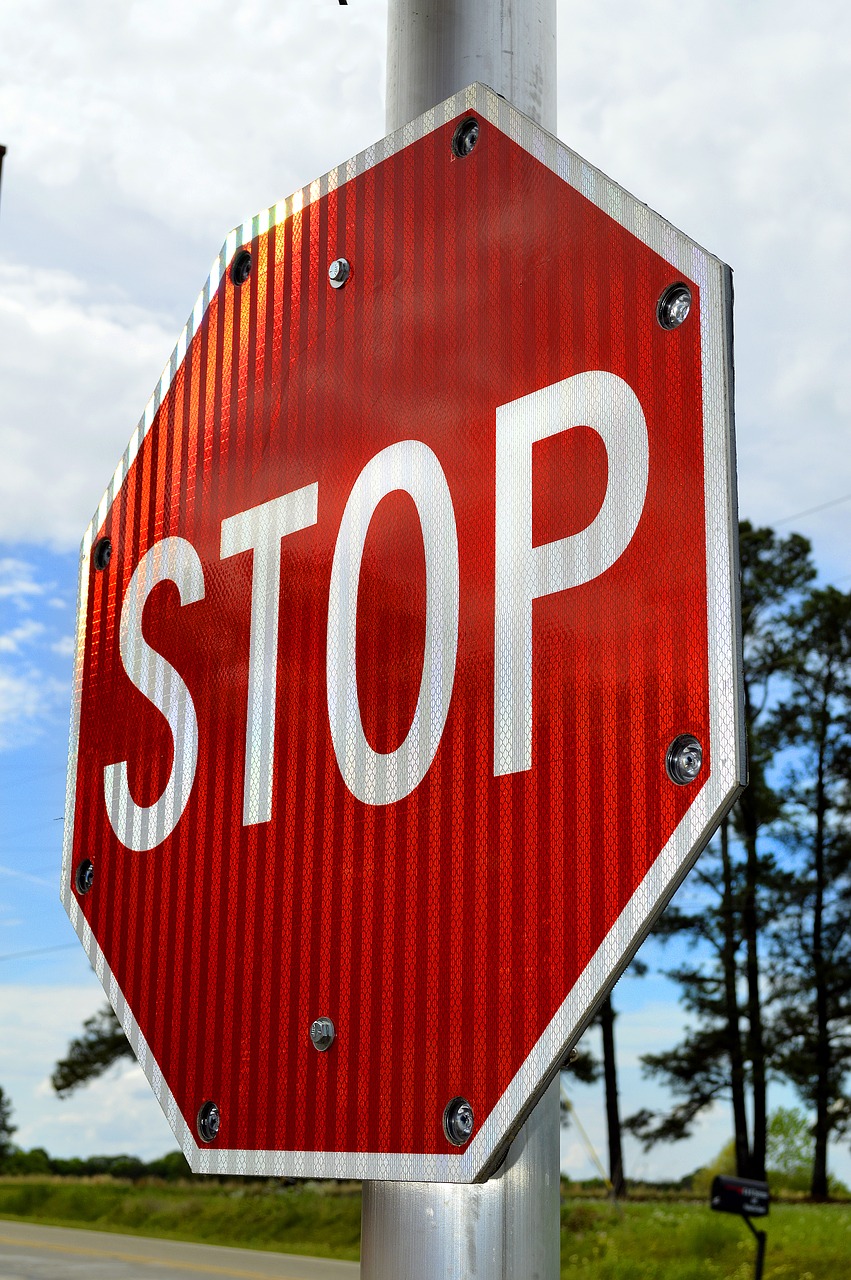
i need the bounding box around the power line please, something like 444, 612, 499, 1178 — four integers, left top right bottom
774, 492, 851, 526
559, 1082, 612, 1191
0, 943, 78, 963
0, 817, 64, 844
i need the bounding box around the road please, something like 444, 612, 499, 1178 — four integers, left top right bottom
0, 1220, 360, 1280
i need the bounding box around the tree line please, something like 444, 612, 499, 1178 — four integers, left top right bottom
0, 1103, 190, 1180
569, 521, 851, 1201
6, 521, 849, 1199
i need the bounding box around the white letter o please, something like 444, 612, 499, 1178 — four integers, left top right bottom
327, 440, 459, 805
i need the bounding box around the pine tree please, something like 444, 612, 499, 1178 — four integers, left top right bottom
0, 1086, 16, 1165
598, 994, 627, 1198
624, 523, 815, 1178
735, 523, 815, 1175
767, 586, 851, 1199
564, 982, 638, 1198
52, 1005, 133, 1096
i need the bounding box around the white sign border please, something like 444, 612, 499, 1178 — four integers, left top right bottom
61, 82, 745, 1183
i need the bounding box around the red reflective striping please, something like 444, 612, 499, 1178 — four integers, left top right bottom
72, 112, 713, 1164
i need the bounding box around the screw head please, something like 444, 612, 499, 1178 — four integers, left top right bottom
197, 1100, 221, 1143
452, 117, 480, 158
666, 734, 704, 785
328, 258, 351, 289
93, 538, 112, 571
657, 282, 692, 330
74, 859, 95, 895
231, 249, 252, 287
310, 1017, 335, 1052
443, 1096, 475, 1146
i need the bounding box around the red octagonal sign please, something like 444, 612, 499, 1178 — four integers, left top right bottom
62, 86, 744, 1181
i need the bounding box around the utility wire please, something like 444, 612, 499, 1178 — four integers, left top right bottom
560, 1080, 613, 1192
774, 492, 851, 526
0, 943, 79, 963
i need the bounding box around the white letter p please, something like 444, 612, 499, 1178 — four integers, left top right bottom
494, 371, 649, 777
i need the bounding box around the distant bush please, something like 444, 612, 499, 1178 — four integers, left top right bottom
143, 1151, 194, 1180
0, 1147, 193, 1181
1, 1148, 52, 1176
687, 1110, 850, 1200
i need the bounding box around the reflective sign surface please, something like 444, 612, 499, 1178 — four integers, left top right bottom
62, 84, 744, 1181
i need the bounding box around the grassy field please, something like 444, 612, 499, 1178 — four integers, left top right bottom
560, 1197, 850, 1278
0, 1177, 362, 1261
1, 1178, 849, 1276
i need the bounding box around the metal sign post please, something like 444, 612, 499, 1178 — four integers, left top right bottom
368, 7, 561, 1275
386, 0, 557, 132
362, 1077, 561, 1279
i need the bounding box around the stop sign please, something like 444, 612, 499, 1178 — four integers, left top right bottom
61, 85, 743, 1182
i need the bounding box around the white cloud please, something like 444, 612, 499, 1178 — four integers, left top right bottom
0, 559, 73, 743
0, 558, 45, 606
33, 1060, 173, 1161
553, 0, 851, 558
0, 864, 55, 890
0, 667, 43, 731
0, 619, 44, 653
0, 0, 386, 267
50, 635, 75, 657
0, 982, 173, 1159
0, 264, 177, 549
0, 1, 385, 554
0, 665, 66, 749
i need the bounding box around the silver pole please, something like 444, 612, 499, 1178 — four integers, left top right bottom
361, 1077, 561, 1279
367, 5, 561, 1277
386, 0, 557, 133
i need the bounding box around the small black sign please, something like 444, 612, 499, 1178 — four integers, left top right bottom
711, 1175, 770, 1218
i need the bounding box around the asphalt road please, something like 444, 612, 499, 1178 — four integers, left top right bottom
0, 1220, 360, 1280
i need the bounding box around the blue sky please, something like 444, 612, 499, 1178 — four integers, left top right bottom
2, 0, 851, 1184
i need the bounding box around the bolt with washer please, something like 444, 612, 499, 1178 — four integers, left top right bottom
328, 258, 351, 289
310, 1017, 336, 1051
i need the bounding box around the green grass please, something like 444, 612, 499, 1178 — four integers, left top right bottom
0, 1177, 362, 1261
560, 1198, 851, 1279
1, 1178, 849, 1276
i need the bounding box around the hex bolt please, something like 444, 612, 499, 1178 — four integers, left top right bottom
452, 117, 480, 158
328, 258, 351, 289
443, 1096, 475, 1146
310, 1017, 336, 1051
666, 734, 703, 785
657, 282, 692, 330
197, 1100, 221, 1143
74, 859, 95, 895
93, 538, 112, 571
231, 249, 252, 287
